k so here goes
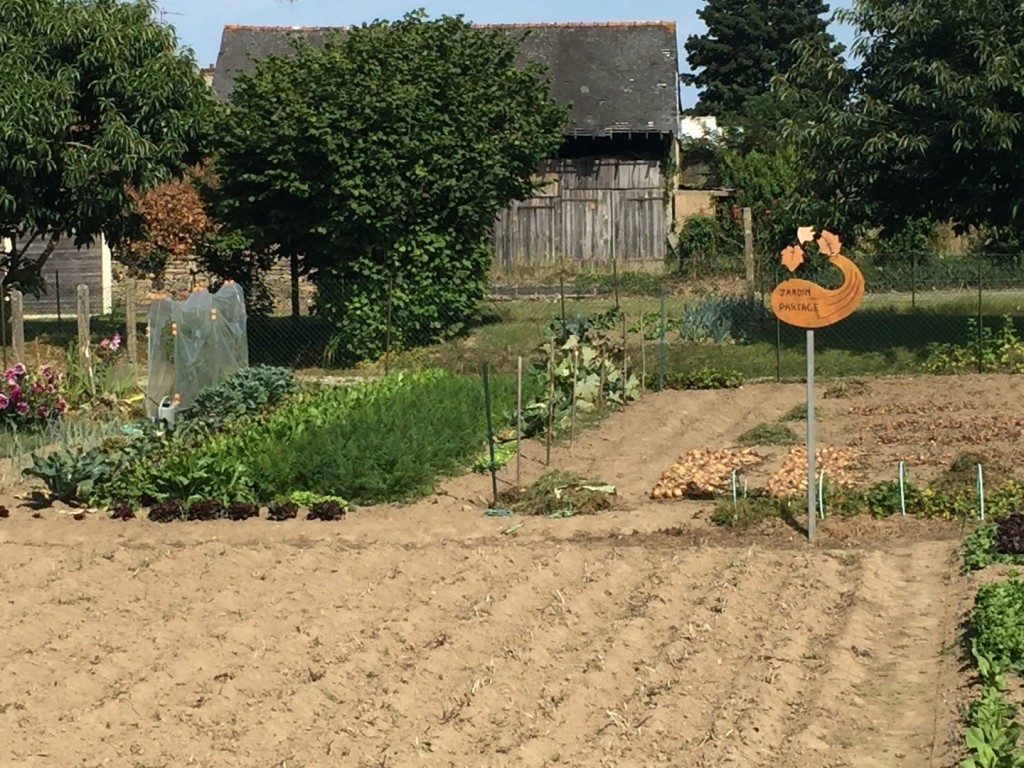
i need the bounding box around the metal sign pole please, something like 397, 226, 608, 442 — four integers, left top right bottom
806, 329, 816, 541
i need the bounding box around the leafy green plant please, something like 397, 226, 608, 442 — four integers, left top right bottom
710, 494, 783, 528
971, 575, 1024, 672
926, 317, 1024, 375
516, 308, 639, 438
288, 490, 349, 508
23, 446, 113, 505
678, 294, 761, 344
175, 365, 299, 438
657, 367, 744, 390
143, 452, 256, 505
472, 441, 517, 474
960, 642, 1024, 767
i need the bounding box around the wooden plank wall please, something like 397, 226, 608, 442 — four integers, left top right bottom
493, 157, 667, 272
17, 236, 105, 317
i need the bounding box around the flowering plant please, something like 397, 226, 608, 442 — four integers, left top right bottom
0, 363, 67, 428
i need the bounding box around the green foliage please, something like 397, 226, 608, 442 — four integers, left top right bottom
287, 490, 349, 508
501, 470, 616, 518
178, 365, 299, 430
737, 422, 798, 447
517, 308, 639, 438
674, 213, 744, 276
710, 494, 783, 528
925, 318, 1024, 375
142, 452, 256, 506
472, 441, 517, 475
682, 0, 838, 118
0, 0, 212, 295
783, 0, 1024, 239
679, 294, 761, 343
657, 367, 745, 391
965, 517, 1024, 572
206, 11, 569, 366
170, 369, 515, 505
23, 446, 113, 505
573, 271, 664, 297
960, 646, 1024, 768
971, 576, 1024, 673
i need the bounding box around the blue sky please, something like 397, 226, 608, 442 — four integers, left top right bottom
157, 0, 855, 110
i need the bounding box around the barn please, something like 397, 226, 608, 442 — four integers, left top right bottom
211, 21, 680, 274
2, 235, 113, 318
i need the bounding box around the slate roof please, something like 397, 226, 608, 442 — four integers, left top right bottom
212, 21, 679, 137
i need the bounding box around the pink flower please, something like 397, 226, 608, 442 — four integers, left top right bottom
15, 401, 29, 416
36, 405, 48, 420
12, 363, 26, 377
0, 393, 8, 410
31, 381, 43, 394
55, 397, 67, 414
8, 384, 21, 401
99, 338, 110, 350
110, 333, 122, 351
45, 383, 56, 394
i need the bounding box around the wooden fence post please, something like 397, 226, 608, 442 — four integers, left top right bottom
77, 284, 94, 396
10, 289, 24, 364
742, 207, 755, 302
125, 280, 138, 368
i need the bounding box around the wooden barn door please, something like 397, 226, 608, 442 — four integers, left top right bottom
617, 191, 667, 263
494, 198, 557, 271
561, 191, 614, 266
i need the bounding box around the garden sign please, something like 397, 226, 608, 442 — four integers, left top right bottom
770, 227, 865, 540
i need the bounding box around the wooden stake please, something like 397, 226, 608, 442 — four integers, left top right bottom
621, 313, 628, 401
10, 289, 24, 364
546, 338, 555, 466
76, 284, 94, 396
125, 280, 138, 368
640, 312, 647, 393
516, 355, 523, 488
742, 207, 755, 303
569, 347, 579, 449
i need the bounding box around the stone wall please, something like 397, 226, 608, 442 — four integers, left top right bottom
112, 255, 317, 315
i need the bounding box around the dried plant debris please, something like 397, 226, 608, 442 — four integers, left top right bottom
501, 470, 616, 518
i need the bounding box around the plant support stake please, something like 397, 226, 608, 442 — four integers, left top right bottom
515, 356, 523, 488
818, 469, 825, 520
806, 330, 816, 541
569, 347, 579, 448
546, 338, 555, 466
481, 362, 499, 508
898, 461, 906, 517
978, 463, 985, 520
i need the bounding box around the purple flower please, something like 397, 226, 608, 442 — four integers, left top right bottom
110, 332, 122, 351
36, 405, 48, 420
15, 401, 29, 416
8, 384, 21, 401
31, 381, 43, 394
12, 363, 26, 376
45, 383, 56, 394
0, 393, 8, 410
55, 397, 67, 414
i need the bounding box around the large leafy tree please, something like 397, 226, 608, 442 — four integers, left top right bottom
782, 0, 1024, 240
684, 0, 839, 119
206, 11, 568, 364
0, 0, 212, 296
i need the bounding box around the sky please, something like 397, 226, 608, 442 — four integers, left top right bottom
156, 0, 856, 110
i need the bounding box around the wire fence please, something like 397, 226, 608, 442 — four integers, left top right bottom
4, 252, 1024, 389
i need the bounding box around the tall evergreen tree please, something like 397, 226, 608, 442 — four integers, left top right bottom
683, 0, 838, 117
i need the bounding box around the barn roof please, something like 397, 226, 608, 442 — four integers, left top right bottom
211, 21, 679, 138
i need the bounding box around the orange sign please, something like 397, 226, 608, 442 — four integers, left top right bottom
770, 227, 865, 329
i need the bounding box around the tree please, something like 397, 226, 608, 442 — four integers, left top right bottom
0, 0, 212, 298
206, 11, 568, 364
781, 0, 1024, 241
683, 0, 839, 119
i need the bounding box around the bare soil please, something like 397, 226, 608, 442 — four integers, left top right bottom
1, 373, 1016, 767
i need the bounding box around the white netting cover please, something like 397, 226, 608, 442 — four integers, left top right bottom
145, 282, 249, 419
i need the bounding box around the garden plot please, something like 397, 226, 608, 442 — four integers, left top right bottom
2, 373, 1023, 766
